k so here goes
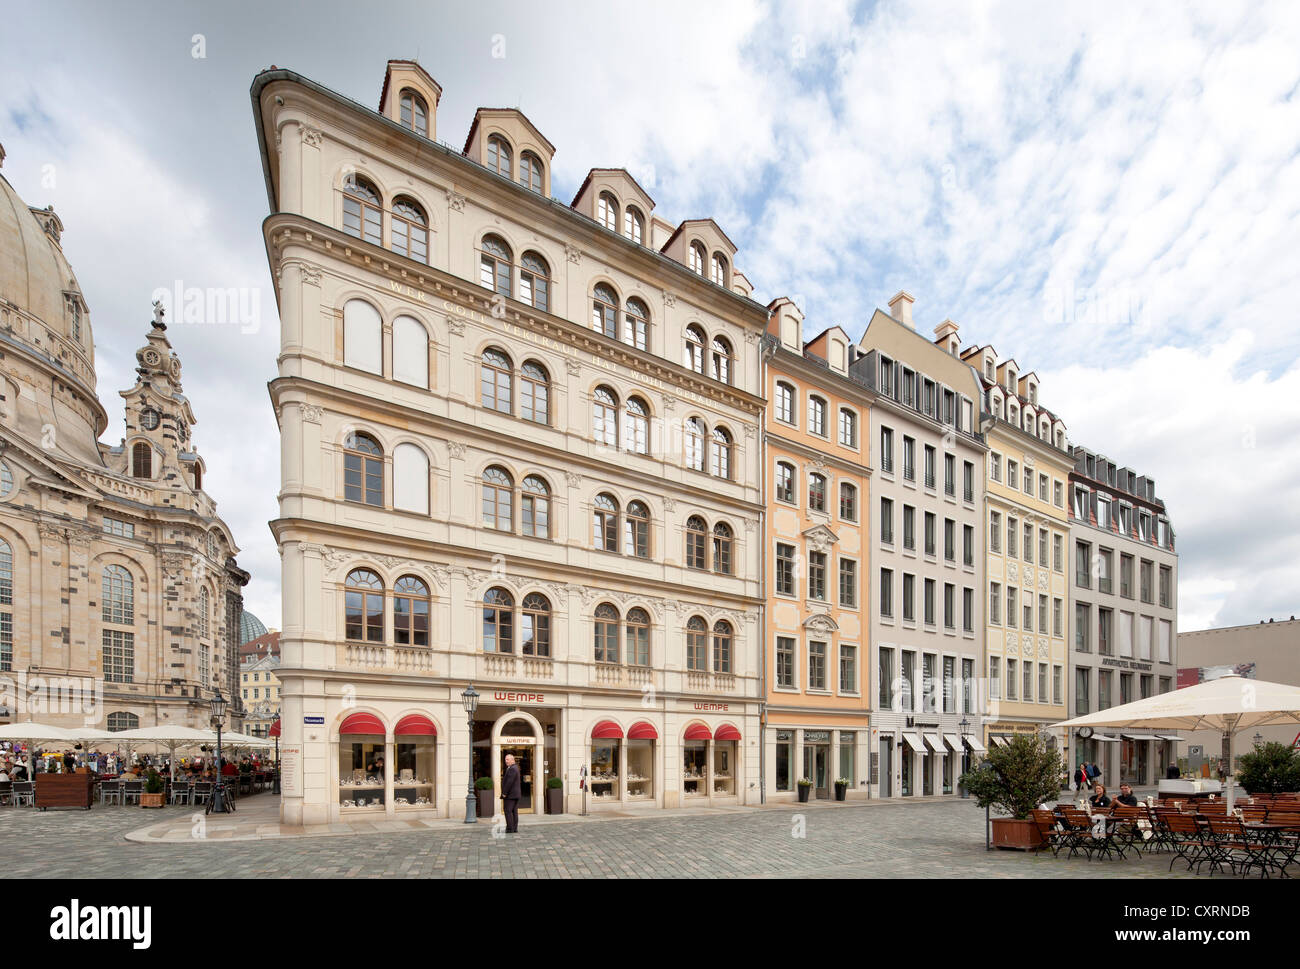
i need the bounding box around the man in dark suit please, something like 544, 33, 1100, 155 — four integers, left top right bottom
501, 753, 521, 833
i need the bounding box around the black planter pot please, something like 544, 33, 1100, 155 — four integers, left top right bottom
834, 783, 847, 801
545, 787, 564, 815
476, 788, 495, 820
797, 785, 811, 803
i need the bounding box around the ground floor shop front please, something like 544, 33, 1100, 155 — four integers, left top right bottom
277, 677, 761, 825
871, 713, 985, 799
763, 713, 872, 802
1069, 732, 1181, 790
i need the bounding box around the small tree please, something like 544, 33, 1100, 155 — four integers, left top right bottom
1237, 742, 1300, 794
958, 734, 1063, 820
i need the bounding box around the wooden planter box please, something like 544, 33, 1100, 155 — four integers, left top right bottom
34, 773, 95, 810
991, 817, 1044, 850
140, 792, 165, 809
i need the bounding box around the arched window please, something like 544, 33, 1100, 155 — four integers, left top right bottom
343, 433, 384, 506
521, 593, 551, 656
710, 426, 733, 480
594, 603, 620, 663
624, 500, 650, 558
807, 395, 827, 436
597, 192, 619, 232
684, 417, 706, 472
482, 587, 514, 652
684, 325, 706, 373
624, 297, 649, 350
198, 587, 210, 639
839, 481, 858, 521
131, 442, 152, 479
712, 522, 734, 575
399, 89, 428, 136
520, 251, 550, 312
686, 616, 708, 670
623, 396, 649, 455
519, 151, 543, 193
193, 465, 203, 491
775, 461, 795, 503
0, 539, 11, 669
480, 347, 513, 413
711, 336, 733, 385
626, 607, 650, 666
390, 197, 428, 264
713, 620, 733, 673
689, 242, 706, 275
342, 174, 382, 246
344, 569, 384, 643
343, 299, 383, 375
520, 361, 549, 425
487, 136, 513, 178
776, 382, 795, 424
101, 564, 134, 683
482, 466, 514, 531
685, 515, 707, 571
393, 575, 430, 647
591, 284, 618, 338
521, 475, 551, 539
593, 493, 619, 552
392, 315, 428, 388
107, 712, 139, 732
808, 473, 827, 512
710, 252, 728, 286
623, 206, 644, 244
592, 386, 618, 446
479, 234, 512, 297
839, 408, 858, 447
393, 443, 429, 514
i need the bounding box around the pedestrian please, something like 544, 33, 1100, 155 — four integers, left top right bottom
1073, 763, 1087, 792
1086, 761, 1100, 786
501, 753, 521, 833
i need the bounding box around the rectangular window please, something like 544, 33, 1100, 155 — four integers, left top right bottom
922, 653, 937, 712
839, 645, 857, 694
924, 578, 936, 626
963, 461, 974, 501
903, 506, 915, 550
1159, 565, 1172, 608
1039, 473, 1048, 501
1039, 528, 1048, 565
1023, 522, 1033, 562
1140, 674, 1153, 700
989, 582, 1002, 624
963, 587, 974, 632
103, 517, 135, 539
901, 651, 915, 710
924, 512, 936, 556
1053, 597, 1063, 637
808, 552, 827, 601
989, 656, 1001, 700
776, 731, 793, 791
902, 573, 915, 622
1117, 552, 1131, 597
962, 658, 974, 714
1039, 594, 1048, 634
1053, 534, 1063, 572
1160, 676, 1172, 695
1023, 467, 1032, 494
944, 518, 956, 562
1039, 663, 1048, 703
880, 497, 894, 544
1098, 607, 1112, 655
880, 568, 893, 618
1075, 541, 1091, 587
1054, 480, 1063, 507
990, 511, 1002, 553
1007, 587, 1018, 628
1159, 619, 1172, 663
1024, 662, 1033, 702
880, 427, 894, 473
1119, 610, 1134, 657
944, 453, 956, 496
943, 583, 955, 630
102, 629, 135, 684
775, 543, 796, 596
1076, 668, 1091, 715
1006, 658, 1017, 699
924, 444, 936, 489
990, 453, 1001, 482
943, 656, 955, 714
1140, 559, 1154, 603
809, 641, 827, 691
879, 647, 894, 708
1007, 516, 1018, 558
963, 524, 974, 566
1120, 672, 1133, 705
1053, 665, 1063, 705
903, 436, 915, 481
1007, 459, 1018, 490
776, 637, 795, 689
839, 559, 857, 608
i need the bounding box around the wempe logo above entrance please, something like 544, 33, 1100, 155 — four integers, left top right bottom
49, 900, 151, 949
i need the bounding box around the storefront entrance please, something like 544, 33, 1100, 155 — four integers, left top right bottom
501, 744, 535, 814
879, 738, 893, 797
803, 736, 831, 799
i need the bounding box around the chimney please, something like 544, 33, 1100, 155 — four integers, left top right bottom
888, 291, 914, 328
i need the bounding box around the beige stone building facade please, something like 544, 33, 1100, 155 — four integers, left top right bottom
253, 61, 768, 824
0, 148, 249, 732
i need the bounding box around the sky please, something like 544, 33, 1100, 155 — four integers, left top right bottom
1, 0, 1297, 633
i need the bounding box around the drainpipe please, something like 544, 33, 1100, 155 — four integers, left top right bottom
758, 336, 775, 806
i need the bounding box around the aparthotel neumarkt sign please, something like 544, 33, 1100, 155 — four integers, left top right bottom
1100, 657, 1154, 671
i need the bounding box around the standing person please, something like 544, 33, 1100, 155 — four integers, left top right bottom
1074, 763, 1087, 792
501, 753, 521, 834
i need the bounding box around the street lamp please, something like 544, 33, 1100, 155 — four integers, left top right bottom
271, 713, 281, 795
461, 684, 479, 823
1253, 732, 1263, 748
958, 716, 970, 797
208, 690, 230, 814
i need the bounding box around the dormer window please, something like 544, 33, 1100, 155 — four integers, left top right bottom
131, 442, 152, 479
65, 294, 82, 343
597, 192, 619, 232
689, 242, 706, 275
985, 359, 994, 380
519, 151, 543, 193
710, 252, 728, 286
487, 135, 513, 178
623, 206, 644, 245
399, 89, 428, 137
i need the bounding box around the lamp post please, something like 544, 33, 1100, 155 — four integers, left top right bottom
208, 690, 230, 814
271, 713, 281, 795
462, 684, 479, 823
958, 716, 970, 797
1253, 732, 1263, 748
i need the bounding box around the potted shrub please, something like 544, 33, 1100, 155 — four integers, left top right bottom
1237, 742, 1300, 795
958, 733, 1063, 850
834, 777, 849, 801
545, 776, 564, 815
475, 775, 495, 819
797, 777, 812, 803
140, 769, 166, 809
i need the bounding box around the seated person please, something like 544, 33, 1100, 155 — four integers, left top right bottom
1114, 782, 1139, 807
1088, 782, 1111, 808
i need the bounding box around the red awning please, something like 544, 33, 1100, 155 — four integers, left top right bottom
395, 715, 436, 737
590, 720, 623, 740
684, 723, 712, 741
627, 721, 659, 740
339, 712, 385, 735
715, 724, 741, 741
269, 720, 281, 738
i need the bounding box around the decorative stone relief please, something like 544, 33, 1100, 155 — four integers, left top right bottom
300, 263, 322, 286
565, 243, 582, 264
1008, 562, 1019, 583
301, 125, 323, 147
447, 442, 467, 460
446, 317, 466, 337
661, 496, 676, 513
301, 404, 323, 424
662, 290, 676, 308
563, 471, 581, 488
564, 358, 582, 376
446, 191, 466, 212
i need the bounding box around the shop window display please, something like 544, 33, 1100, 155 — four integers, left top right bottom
626, 739, 653, 799
589, 741, 619, 800
339, 734, 386, 809
393, 738, 435, 807
712, 741, 736, 795
683, 740, 707, 797
776, 731, 793, 791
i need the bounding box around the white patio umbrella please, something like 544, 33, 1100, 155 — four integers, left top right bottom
1052, 673, 1300, 809
107, 726, 221, 780
0, 721, 85, 778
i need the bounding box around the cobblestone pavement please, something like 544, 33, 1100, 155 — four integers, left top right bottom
0, 795, 1211, 878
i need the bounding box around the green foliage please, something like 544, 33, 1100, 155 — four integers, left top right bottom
797, 777, 813, 787
143, 769, 165, 795
1237, 742, 1300, 794
958, 734, 1063, 820
546, 776, 564, 789
475, 775, 494, 790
